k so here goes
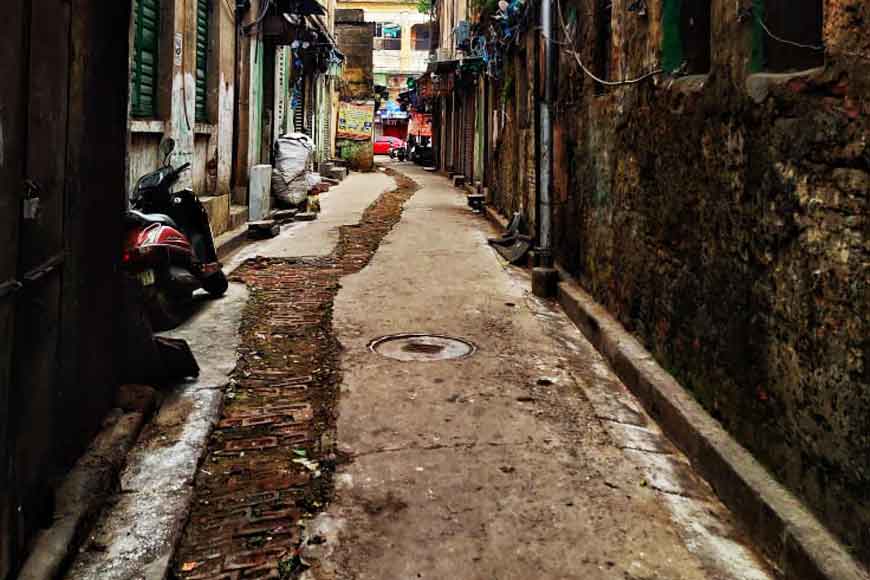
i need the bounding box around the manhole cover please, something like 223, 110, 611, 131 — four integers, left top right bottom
369, 333, 476, 362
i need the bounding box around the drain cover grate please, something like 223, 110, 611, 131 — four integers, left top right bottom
369, 334, 476, 362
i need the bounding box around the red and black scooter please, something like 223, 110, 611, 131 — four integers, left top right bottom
123, 138, 228, 331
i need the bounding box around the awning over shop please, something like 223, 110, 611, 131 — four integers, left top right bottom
427, 59, 458, 74
275, 0, 326, 17
426, 56, 483, 74
260, 9, 344, 66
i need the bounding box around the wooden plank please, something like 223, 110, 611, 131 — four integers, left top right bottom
0, 0, 27, 574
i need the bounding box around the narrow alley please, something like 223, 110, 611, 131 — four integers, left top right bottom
68, 163, 772, 580
2, 1, 867, 579
304, 163, 775, 580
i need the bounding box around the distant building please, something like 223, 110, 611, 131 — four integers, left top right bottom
337, 0, 431, 139
125, 0, 340, 238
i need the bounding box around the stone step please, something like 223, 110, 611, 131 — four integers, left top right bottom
229, 204, 249, 230
324, 166, 348, 181
199, 194, 230, 236
247, 220, 280, 239
272, 209, 298, 223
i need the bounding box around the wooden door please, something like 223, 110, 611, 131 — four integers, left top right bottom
0, 0, 28, 575
0, 0, 71, 573
0, 2, 130, 574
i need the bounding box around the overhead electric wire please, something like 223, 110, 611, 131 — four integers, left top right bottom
755, 12, 869, 61
244, 0, 272, 34
756, 15, 824, 52
555, 0, 661, 86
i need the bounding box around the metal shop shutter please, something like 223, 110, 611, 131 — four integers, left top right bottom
195, 0, 209, 122
464, 91, 475, 180
131, 0, 160, 118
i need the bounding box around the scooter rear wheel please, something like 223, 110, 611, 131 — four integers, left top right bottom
144, 286, 189, 331
203, 269, 229, 296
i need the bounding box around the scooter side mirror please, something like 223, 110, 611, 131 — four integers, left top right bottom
160, 137, 176, 166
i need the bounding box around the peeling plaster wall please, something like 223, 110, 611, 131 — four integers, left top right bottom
488, 35, 537, 230
126, 0, 237, 235
488, 0, 870, 561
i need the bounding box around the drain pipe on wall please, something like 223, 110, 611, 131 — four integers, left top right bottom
532, 0, 559, 297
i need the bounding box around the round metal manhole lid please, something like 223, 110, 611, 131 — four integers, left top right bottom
369, 333, 477, 362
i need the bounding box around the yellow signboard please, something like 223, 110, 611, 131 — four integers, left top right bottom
336, 102, 374, 140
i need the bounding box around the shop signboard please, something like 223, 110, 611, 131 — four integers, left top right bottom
336, 101, 373, 140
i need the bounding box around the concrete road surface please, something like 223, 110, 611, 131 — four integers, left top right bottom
304, 161, 774, 580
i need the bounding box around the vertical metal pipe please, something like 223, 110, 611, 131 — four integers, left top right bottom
538, 0, 553, 264
532, 0, 558, 296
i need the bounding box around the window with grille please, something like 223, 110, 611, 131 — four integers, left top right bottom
131, 0, 160, 118
195, 0, 210, 123
756, 0, 823, 72
662, 0, 711, 75
412, 24, 431, 51
374, 22, 402, 51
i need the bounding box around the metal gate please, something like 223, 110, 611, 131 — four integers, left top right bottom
1, 2, 130, 576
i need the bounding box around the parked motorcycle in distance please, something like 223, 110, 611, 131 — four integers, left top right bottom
389, 144, 406, 161
123, 138, 228, 331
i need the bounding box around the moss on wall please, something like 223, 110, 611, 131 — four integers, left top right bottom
487, 0, 870, 562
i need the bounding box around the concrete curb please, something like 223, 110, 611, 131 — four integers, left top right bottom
17, 386, 157, 580
475, 201, 867, 579
483, 205, 509, 230
215, 221, 250, 260
556, 279, 869, 580
64, 282, 248, 580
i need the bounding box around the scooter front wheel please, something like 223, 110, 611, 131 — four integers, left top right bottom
202, 270, 229, 296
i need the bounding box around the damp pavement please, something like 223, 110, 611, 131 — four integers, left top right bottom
64, 170, 397, 580
303, 160, 776, 580
64, 162, 776, 579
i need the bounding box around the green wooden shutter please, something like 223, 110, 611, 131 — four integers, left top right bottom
195, 0, 209, 123
131, 0, 160, 118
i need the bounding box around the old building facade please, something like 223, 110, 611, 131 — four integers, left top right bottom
429, 0, 870, 564
1, 2, 131, 575
0, 0, 343, 575
127, 0, 340, 237
336, 0, 431, 138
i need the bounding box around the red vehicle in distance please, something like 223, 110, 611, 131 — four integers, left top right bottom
374, 136, 405, 159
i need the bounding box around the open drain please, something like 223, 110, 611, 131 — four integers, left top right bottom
369, 333, 476, 362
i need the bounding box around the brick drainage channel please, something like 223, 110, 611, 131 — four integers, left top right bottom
172, 169, 419, 580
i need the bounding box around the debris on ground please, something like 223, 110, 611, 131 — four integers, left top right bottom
248, 220, 280, 240
487, 211, 532, 264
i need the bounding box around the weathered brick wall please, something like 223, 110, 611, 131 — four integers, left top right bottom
488, 37, 537, 230
336, 15, 374, 100
541, 0, 868, 561
336, 13, 374, 170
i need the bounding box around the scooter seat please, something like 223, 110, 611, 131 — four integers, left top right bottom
127, 209, 179, 229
